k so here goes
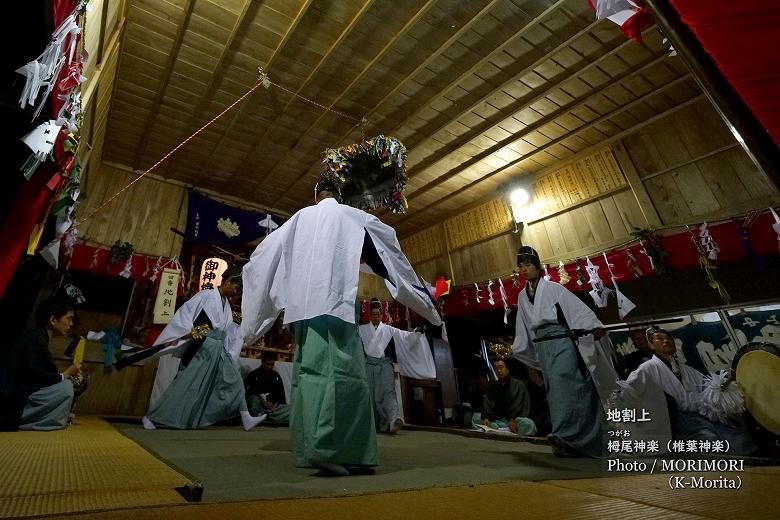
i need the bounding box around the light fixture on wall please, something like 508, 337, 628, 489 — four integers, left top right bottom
507, 186, 532, 229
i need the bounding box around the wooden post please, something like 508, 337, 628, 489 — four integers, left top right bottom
612, 141, 663, 227
643, 0, 780, 191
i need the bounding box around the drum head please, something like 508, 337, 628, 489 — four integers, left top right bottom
733, 342, 780, 435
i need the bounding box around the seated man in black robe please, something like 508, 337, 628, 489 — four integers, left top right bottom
245, 351, 289, 423
0, 297, 81, 431
473, 358, 537, 435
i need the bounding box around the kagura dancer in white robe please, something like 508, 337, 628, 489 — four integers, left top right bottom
625, 327, 756, 454
359, 299, 437, 433
512, 246, 615, 457
241, 176, 441, 476
117, 268, 265, 431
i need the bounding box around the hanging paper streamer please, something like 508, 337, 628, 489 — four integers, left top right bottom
150, 256, 163, 283
698, 222, 720, 261
770, 208, 780, 252
15, 11, 81, 119
119, 256, 133, 279
603, 252, 636, 319
688, 228, 730, 304
474, 283, 482, 304
486, 279, 495, 305
497, 278, 510, 324
585, 257, 612, 308
557, 261, 571, 285
542, 264, 552, 281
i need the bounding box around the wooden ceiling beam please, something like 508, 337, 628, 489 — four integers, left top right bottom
389, 79, 699, 231
264, 0, 439, 200
371, 0, 574, 151
129, 0, 197, 170
220, 0, 377, 187
397, 47, 671, 205
321, 0, 503, 156
161, 0, 315, 178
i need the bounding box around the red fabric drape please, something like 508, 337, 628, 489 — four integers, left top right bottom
0, 0, 77, 299
443, 210, 780, 317
669, 0, 780, 146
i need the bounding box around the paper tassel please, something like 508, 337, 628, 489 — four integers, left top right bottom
119, 256, 133, 278
631, 228, 669, 275
486, 279, 495, 305
625, 249, 643, 277
64, 283, 86, 304
474, 283, 482, 304
698, 370, 745, 425
557, 261, 571, 285
688, 228, 730, 304
542, 264, 552, 281
698, 222, 720, 261
498, 278, 510, 325
63, 227, 78, 258
770, 208, 780, 252
150, 256, 163, 283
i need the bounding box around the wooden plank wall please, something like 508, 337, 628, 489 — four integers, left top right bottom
401, 98, 779, 280
77, 163, 187, 257
624, 99, 779, 225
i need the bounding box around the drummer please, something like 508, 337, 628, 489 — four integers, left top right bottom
631, 326, 757, 455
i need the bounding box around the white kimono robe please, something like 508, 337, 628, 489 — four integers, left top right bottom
241, 198, 441, 341
148, 288, 235, 408
627, 355, 703, 413
512, 279, 618, 398
358, 322, 437, 379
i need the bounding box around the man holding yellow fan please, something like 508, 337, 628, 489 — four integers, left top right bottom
0, 297, 81, 431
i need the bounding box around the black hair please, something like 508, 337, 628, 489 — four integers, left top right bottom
516, 245, 542, 269
35, 297, 75, 328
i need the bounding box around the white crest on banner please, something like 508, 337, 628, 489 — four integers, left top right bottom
217, 217, 240, 237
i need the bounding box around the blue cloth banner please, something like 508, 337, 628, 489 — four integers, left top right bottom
185, 190, 285, 246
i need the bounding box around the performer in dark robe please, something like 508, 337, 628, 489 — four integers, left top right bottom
0, 297, 81, 431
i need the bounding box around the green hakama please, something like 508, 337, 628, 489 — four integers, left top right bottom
291, 315, 377, 468
146, 330, 247, 429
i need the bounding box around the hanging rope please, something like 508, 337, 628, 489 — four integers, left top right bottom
74, 66, 367, 228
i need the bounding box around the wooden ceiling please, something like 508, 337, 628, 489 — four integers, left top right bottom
104, 0, 700, 238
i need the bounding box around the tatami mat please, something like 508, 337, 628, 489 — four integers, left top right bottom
42, 480, 715, 520
545, 468, 780, 520
0, 417, 189, 518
